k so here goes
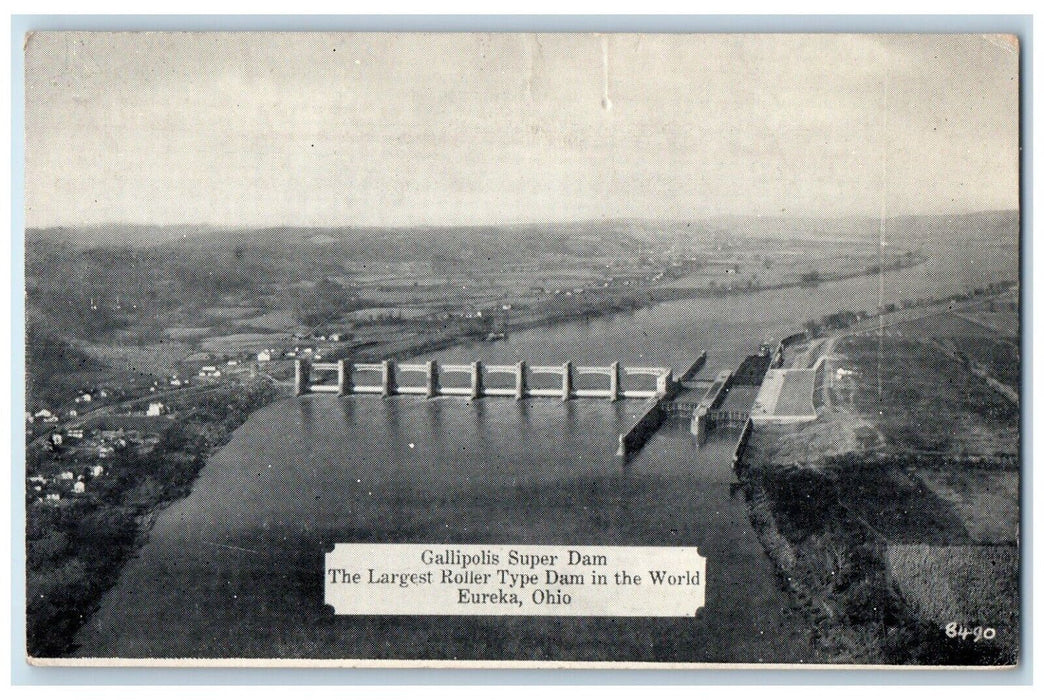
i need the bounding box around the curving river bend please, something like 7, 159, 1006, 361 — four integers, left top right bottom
73, 234, 1014, 661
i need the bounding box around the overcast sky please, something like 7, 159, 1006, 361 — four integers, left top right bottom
25, 32, 1019, 228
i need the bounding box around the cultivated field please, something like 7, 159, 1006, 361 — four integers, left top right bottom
838, 334, 1017, 457
916, 468, 1019, 544
890, 309, 1020, 394
887, 544, 1018, 660
81, 341, 194, 377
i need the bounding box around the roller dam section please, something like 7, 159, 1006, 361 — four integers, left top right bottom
294, 353, 704, 461
294, 357, 682, 401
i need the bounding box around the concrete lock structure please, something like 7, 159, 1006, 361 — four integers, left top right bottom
691, 406, 708, 446
294, 358, 673, 402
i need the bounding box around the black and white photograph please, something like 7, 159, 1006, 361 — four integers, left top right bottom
22, 31, 1021, 667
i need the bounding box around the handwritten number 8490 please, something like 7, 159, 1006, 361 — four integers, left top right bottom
945, 623, 996, 642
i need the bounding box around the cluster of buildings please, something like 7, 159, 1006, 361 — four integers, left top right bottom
150, 374, 187, 389
28, 463, 106, 504
25, 382, 131, 434
283, 346, 324, 361
29, 422, 167, 507
45, 423, 164, 456
26, 388, 115, 428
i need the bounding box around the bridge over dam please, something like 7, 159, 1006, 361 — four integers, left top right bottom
293, 352, 707, 462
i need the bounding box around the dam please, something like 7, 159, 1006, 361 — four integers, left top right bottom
295, 354, 708, 462
295, 357, 677, 401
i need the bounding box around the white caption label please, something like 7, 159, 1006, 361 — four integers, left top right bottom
325, 544, 706, 617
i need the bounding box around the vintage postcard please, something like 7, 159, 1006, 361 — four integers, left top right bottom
23, 32, 1020, 667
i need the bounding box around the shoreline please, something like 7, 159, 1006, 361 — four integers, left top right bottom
350, 253, 933, 365
26, 379, 280, 658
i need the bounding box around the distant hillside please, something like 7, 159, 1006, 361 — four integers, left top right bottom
27, 210, 1019, 250
698, 210, 1019, 244
26, 224, 220, 248
27, 221, 650, 261
23, 220, 654, 347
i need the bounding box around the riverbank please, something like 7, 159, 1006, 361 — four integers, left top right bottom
735, 453, 1015, 665
510, 252, 930, 337
337, 252, 933, 368
732, 301, 1020, 665
26, 378, 280, 658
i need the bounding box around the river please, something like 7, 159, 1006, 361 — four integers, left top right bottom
73, 232, 1015, 661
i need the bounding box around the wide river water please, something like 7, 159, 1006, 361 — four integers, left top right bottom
74, 234, 1015, 661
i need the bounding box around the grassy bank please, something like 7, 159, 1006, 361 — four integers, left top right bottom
736, 454, 1016, 665
26, 379, 280, 658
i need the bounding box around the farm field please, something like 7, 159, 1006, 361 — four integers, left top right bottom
837, 334, 1017, 457
81, 341, 194, 377
916, 468, 1019, 544
958, 293, 1019, 337
891, 310, 995, 339
887, 544, 1018, 660
198, 333, 292, 354
238, 309, 297, 331
961, 311, 1019, 337
889, 309, 1020, 394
